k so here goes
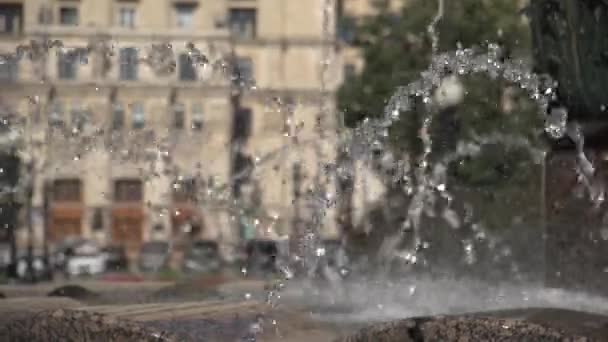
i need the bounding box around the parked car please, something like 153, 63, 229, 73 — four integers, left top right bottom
139, 241, 170, 273
52, 237, 90, 272
16, 254, 53, 281
64, 240, 106, 277
245, 239, 279, 276
183, 240, 222, 274
66, 253, 106, 277
102, 245, 129, 271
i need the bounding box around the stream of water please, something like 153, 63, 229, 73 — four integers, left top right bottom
1, 0, 607, 335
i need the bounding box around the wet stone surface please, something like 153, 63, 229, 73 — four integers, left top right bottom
0, 309, 177, 342
337, 312, 606, 342
1, 293, 607, 342
143, 318, 255, 341
47, 285, 100, 301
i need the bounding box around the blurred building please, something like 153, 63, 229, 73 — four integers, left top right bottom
336, 0, 407, 79
0, 0, 349, 261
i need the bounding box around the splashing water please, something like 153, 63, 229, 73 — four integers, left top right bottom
2, 1, 607, 335
566, 121, 606, 206
282, 276, 608, 323
0, 1, 574, 279
332, 43, 557, 267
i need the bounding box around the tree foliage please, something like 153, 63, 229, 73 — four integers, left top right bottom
338, 0, 544, 230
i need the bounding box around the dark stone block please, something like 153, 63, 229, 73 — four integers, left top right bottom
47, 285, 99, 301
544, 150, 608, 296
338, 308, 608, 341
0, 309, 174, 342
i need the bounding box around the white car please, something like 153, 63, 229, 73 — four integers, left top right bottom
0, 243, 9, 270
66, 253, 106, 276
64, 240, 107, 276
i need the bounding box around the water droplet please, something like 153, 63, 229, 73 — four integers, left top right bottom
442, 208, 460, 229
545, 107, 568, 139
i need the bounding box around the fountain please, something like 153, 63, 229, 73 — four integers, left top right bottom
0, 0, 607, 340
280, 0, 608, 340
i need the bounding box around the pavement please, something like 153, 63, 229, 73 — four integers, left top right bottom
1, 279, 608, 341
0, 277, 348, 341
0, 297, 82, 316
0, 279, 172, 303
0, 297, 347, 341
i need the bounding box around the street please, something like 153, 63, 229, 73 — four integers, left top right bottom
0, 277, 354, 341
3, 276, 608, 341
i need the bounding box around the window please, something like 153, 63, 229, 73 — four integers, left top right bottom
234, 57, 253, 85
117, 7, 136, 28
112, 103, 124, 130
173, 103, 185, 130
131, 102, 145, 129
172, 178, 197, 202
58, 52, 77, 80
59, 6, 79, 26
71, 102, 88, 130
0, 4, 23, 35
283, 97, 296, 134
191, 102, 203, 131
114, 179, 143, 202
232, 107, 252, 142
49, 101, 65, 127
38, 5, 53, 25
53, 179, 82, 202
337, 16, 356, 43
92, 208, 104, 231
30, 102, 41, 124
174, 4, 195, 29
119, 47, 138, 81
0, 56, 18, 83
178, 53, 197, 81
229, 8, 257, 39
344, 63, 356, 80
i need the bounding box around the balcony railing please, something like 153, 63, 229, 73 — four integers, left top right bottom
27, 25, 230, 41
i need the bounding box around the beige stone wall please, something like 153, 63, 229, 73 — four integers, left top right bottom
2, 0, 351, 253
342, 0, 406, 17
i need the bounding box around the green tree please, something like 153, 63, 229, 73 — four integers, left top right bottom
338, 0, 544, 231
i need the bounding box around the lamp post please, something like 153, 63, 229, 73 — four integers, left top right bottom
24, 161, 35, 283
0, 148, 20, 280
42, 181, 51, 278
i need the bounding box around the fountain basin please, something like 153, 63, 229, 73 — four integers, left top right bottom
338, 308, 608, 341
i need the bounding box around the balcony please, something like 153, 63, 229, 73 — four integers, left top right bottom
27, 25, 230, 42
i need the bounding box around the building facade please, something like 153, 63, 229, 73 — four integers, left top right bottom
0, 0, 349, 261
